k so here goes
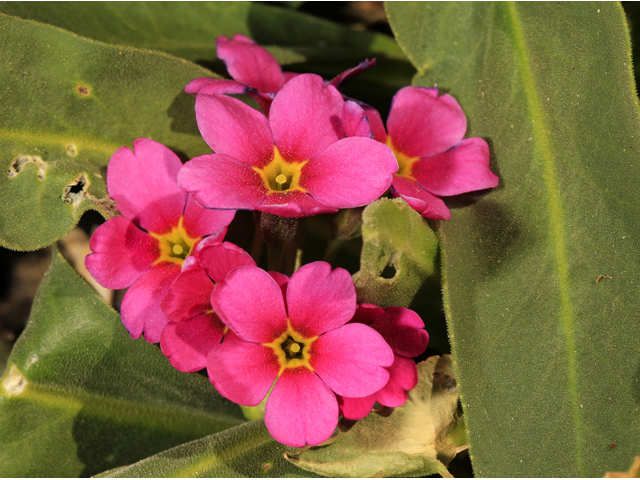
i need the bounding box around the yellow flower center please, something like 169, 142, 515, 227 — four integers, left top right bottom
263, 321, 317, 375
150, 217, 197, 266
253, 147, 308, 193
386, 137, 420, 179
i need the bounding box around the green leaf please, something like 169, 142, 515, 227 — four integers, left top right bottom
0, 247, 245, 477
387, 1, 640, 476
0, 13, 214, 251
0, 2, 401, 61
0, 2, 416, 119
285, 356, 467, 478
353, 198, 448, 353
96, 420, 316, 478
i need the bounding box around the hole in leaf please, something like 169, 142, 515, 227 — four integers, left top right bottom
381, 263, 396, 279
8, 155, 47, 180
76, 84, 90, 96
62, 173, 90, 206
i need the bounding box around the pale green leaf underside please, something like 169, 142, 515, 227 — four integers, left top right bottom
388, 1, 640, 477
0, 248, 245, 477
97, 420, 315, 478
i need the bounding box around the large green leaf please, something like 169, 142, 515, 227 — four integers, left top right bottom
0, 247, 245, 477
387, 1, 640, 477
0, 13, 213, 251
97, 420, 314, 478
0, 2, 415, 108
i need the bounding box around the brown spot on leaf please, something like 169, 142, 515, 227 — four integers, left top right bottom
76, 85, 90, 96
65, 144, 77, 157
8, 155, 47, 180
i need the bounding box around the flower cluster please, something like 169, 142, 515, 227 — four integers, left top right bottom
86, 35, 498, 447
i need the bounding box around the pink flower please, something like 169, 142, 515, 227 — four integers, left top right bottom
159, 238, 256, 372
351, 87, 499, 220
336, 304, 429, 420
207, 262, 394, 447
85, 139, 235, 343
178, 73, 398, 218
185, 34, 375, 115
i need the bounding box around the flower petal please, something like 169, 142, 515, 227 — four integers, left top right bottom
258, 190, 336, 218
300, 137, 397, 209
207, 331, 280, 406
342, 100, 373, 138
178, 154, 267, 210
182, 194, 235, 240
372, 306, 429, 358
412, 137, 499, 197
310, 323, 394, 398
287, 262, 356, 337
160, 313, 225, 372
328, 58, 376, 91
270, 74, 345, 161
387, 87, 467, 159
391, 174, 451, 220
108, 138, 186, 234
185, 77, 249, 95
120, 263, 180, 343
361, 102, 388, 143
265, 367, 338, 447
161, 267, 213, 323
216, 34, 286, 93
195, 94, 274, 167
197, 241, 256, 284
211, 266, 288, 343
85, 217, 159, 290
337, 394, 377, 420
350, 303, 384, 326
375, 355, 418, 408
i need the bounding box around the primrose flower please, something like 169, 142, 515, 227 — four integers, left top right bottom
337, 304, 430, 420
178, 73, 398, 218
207, 262, 394, 447
354, 87, 499, 220
185, 34, 375, 115
160, 238, 256, 372
85, 139, 235, 343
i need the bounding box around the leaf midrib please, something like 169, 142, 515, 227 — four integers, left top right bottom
505, 2, 583, 474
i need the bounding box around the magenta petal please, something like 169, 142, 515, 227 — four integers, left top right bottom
160, 313, 225, 372
120, 263, 180, 343
301, 137, 397, 209
311, 323, 393, 398
85, 217, 159, 290
387, 87, 467, 158
287, 262, 356, 338
376, 355, 418, 408
216, 35, 285, 93
350, 303, 384, 326
268, 271, 289, 305
259, 190, 336, 218
342, 101, 372, 138
161, 267, 213, 323
373, 306, 429, 358
185, 78, 249, 95
391, 175, 451, 220
337, 394, 376, 420
178, 154, 267, 210
328, 58, 376, 91
207, 331, 280, 406
197, 241, 256, 284
195, 94, 274, 167
265, 368, 338, 447
211, 266, 287, 343
108, 138, 186, 234
270, 74, 345, 161
412, 137, 498, 196
182, 194, 235, 240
